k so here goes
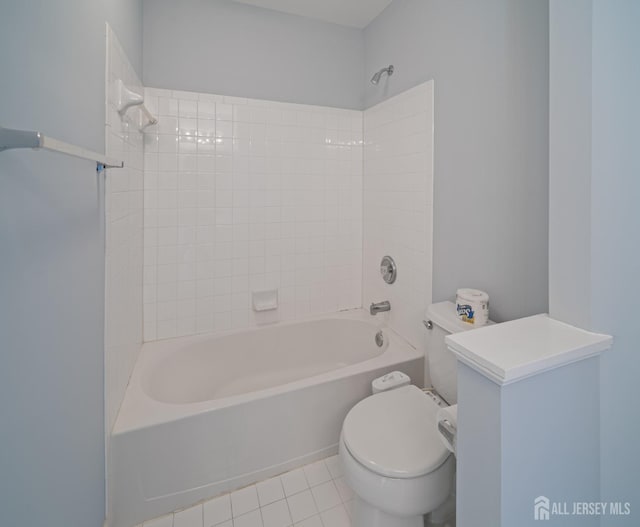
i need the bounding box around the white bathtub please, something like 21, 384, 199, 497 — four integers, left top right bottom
110, 310, 423, 527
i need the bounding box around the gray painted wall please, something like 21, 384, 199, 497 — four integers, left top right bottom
106, 0, 144, 75
590, 0, 640, 519
0, 1, 141, 526
142, 0, 364, 109
548, 0, 592, 329
549, 1, 640, 522
364, 0, 550, 322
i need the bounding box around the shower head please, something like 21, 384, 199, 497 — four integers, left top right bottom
370, 65, 394, 85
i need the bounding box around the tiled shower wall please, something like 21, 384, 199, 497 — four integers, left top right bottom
104, 25, 144, 431
362, 81, 434, 349
142, 89, 363, 341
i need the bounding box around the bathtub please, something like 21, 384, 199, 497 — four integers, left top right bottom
110, 310, 423, 527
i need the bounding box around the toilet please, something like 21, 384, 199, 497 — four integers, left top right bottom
339, 301, 476, 527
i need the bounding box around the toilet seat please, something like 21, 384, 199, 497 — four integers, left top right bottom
342, 385, 449, 479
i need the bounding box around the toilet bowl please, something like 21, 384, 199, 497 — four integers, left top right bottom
340, 302, 483, 527
339, 385, 454, 527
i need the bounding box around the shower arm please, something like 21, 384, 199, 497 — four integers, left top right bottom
371, 65, 394, 84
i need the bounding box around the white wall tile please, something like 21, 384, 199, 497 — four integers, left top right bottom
104, 25, 144, 434
362, 81, 434, 351
143, 89, 363, 341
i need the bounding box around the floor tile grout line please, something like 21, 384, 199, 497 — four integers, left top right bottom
280, 486, 295, 527
257, 498, 265, 527
307, 478, 323, 519
142, 455, 351, 527
315, 509, 327, 527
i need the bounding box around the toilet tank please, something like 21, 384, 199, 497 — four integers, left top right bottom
425, 301, 483, 404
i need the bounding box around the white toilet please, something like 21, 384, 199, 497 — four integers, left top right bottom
339, 301, 474, 527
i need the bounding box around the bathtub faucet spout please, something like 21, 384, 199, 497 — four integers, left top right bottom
370, 301, 391, 315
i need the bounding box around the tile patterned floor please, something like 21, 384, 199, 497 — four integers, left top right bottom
139, 455, 354, 527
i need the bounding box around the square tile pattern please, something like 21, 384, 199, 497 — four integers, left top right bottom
362, 81, 434, 350
139, 455, 352, 527
104, 25, 145, 434
142, 87, 363, 342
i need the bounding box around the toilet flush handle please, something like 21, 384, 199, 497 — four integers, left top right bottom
438, 419, 456, 447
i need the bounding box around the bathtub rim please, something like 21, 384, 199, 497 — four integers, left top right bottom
113, 309, 421, 435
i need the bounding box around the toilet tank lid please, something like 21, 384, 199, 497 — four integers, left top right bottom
426, 301, 485, 334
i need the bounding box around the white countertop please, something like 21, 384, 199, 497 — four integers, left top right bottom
445, 314, 613, 385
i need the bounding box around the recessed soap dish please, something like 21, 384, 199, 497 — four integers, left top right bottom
252, 289, 278, 312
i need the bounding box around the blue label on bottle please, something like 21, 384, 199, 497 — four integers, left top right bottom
457, 303, 475, 323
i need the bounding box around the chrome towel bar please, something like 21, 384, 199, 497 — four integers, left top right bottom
0, 126, 124, 172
